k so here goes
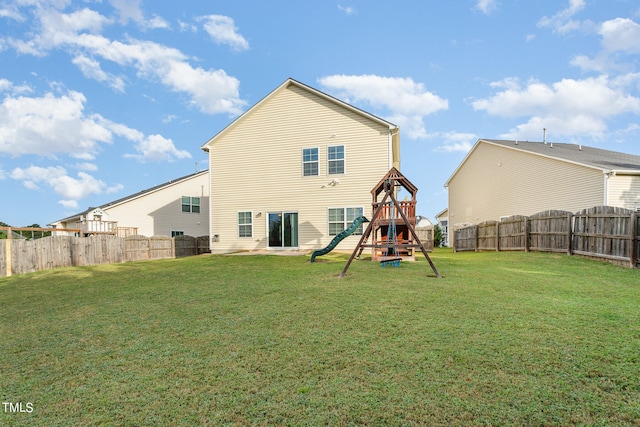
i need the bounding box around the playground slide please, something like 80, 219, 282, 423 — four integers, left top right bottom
310, 216, 369, 262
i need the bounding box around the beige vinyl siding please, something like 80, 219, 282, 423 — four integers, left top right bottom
208, 83, 391, 252
448, 142, 604, 225
104, 174, 209, 237
607, 174, 640, 210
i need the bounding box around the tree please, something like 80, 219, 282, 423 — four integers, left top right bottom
433, 224, 443, 247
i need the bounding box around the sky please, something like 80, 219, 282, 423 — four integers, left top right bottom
1, 0, 640, 227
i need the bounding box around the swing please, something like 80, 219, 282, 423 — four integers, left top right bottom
339, 167, 441, 278
380, 196, 401, 268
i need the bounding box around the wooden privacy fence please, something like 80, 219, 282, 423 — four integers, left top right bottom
1, 235, 210, 277
175, 235, 211, 257
453, 206, 639, 269
415, 226, 435, 252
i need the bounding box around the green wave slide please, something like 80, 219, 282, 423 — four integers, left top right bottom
310, 216, 369, 262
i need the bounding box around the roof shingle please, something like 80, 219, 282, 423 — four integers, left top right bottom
483, 139, 640, 173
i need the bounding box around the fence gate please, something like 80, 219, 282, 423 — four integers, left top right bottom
125, 235, 151, 262
150, 236, 174, 259
572, 206, 635, 265
174, 235, 196, 257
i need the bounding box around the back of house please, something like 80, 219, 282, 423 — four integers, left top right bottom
201, 78, 400, 253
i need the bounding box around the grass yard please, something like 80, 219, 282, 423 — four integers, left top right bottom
1, 249, 639, 426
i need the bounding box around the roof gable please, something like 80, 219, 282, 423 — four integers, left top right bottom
201, 78, 397, 151
484, 139, 640, 173
371, 167, 418, 198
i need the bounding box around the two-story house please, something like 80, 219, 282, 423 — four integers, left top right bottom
445, 139, 640, 226
50, 170, 209, 238
201, 78, 400, 253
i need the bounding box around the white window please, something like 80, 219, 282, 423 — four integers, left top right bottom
328, 145, 345, 175
181, 196, 200, 213
171, 230, 184, 237
302, 148, 319, 176
328, 207, 364, 236
238, 211, 253, 238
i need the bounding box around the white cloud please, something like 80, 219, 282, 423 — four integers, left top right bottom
0, 5, 25, 21
178, 20, 197, 32
6, 7, 112, 55
475, 0, 498, 15
338, 5, 358, 16
0, 90, 112, 159
318, 74, 448, 139
599, 18, 640, 54
570, 54, 608, 73
473, 75, 640, 140
0, 85, 189, 163
75, 162, 98, 171
159, 59, 245, 115
59, 199, 79, 209
197, 15, 249, 51
431, 132, 477, 153
109, 0, 143, 24
537, 0, 586, 34
144, 15, 169, 30
125, 134, 191, 162
162, 114, 177, 124
72, 54, 126, 92
570, 18, 640, 73
8, 5, 246, 115
0, 79, 13, 92
109, 0, 169, 29
10, 165, 122, 208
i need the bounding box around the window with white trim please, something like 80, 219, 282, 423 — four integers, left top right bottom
302, 148, 319, 176
171, 230, 184, 237
181, 196, 200, 213
238, 211, 253, 238
328, 145, 345, 175
328, 207, 364, 235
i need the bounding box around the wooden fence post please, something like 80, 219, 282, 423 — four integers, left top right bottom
524, 217, 530, 252
474, 225, 479, 252
5, 227, 11, 277
630, 211, 637, 269
496, 222, 500, 252
567, 212, 573, 256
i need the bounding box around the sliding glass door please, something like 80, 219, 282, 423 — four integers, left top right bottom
268, 212, 298, 248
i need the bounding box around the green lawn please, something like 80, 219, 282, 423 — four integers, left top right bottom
1, 250, 639, 426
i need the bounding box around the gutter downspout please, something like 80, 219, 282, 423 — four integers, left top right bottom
390, 127, 400, 170
604, 170, 616, 205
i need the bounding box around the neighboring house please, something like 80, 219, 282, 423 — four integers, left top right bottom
415, 215, 433, 229
445, 139, 640, 226
435, 208, 449, 247
50, 170, 209, 237
201, 78, 401, 253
